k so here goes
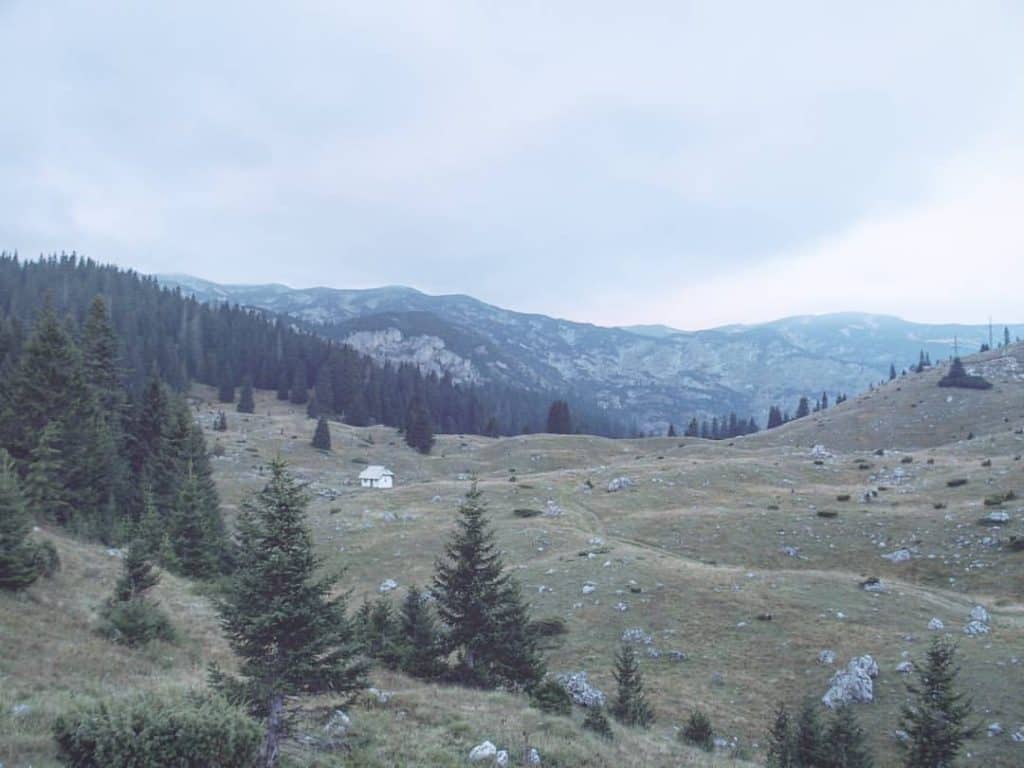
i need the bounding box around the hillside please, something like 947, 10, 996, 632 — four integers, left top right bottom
158, 274, 1023, 432
4, 345, 1022, 767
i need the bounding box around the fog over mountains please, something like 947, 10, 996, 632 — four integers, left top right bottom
159, 274, 1020, 432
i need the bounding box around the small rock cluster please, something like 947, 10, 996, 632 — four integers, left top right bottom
822, 655, 879, 709
964, 605, 991, 636
556, 671, 606, 707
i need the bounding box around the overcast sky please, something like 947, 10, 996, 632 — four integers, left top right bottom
2, 2, 1022, 329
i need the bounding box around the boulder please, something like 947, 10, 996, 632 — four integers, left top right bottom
379, 579, 398, 593
896, 661, 913, 674
322, 710, 351, 748
527, 747, 541, 765
818, 649, 837, 665
606, 477, 634, 493
469, 741, 497, 762
822, 655, 878, 709
581, 582, 597, 595
621, 627, 653, 645
988, 723, 1002, 736
964, 620, 990, 636
969, 605, 990, 624
556, 671, 606, 708
495, 750, 509, 767
881, 549, 911, 563
927, 618, 944, 631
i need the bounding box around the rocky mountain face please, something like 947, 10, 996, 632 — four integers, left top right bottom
159, 274, 1020, 432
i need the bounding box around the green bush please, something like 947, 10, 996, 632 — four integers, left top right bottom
528, 616, 568, 638
681, 708, 715, 752
947, 478, 968, 488
582, 706, 613, 739
816, 510, 838, 519
513, 508, 542, 518
529, 679, 572, 716
53, 691, 260, 768
836, 494, 851, 502
33, 539, 61, 577
96, 598, 175, 647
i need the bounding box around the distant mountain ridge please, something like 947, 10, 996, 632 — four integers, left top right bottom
158, 274, 1021, 432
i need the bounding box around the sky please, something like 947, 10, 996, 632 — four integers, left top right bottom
1, 1, 1022, 329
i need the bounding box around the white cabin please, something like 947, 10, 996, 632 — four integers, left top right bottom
358, 465, 394, 489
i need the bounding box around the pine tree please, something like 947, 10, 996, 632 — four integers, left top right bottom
667, 423, 677, 437
889, 363, 897, 381
1004, 326, 1011, 348
312, 416, 331, 451
289, 363, 308, 405
795, 397, 810, 419
237, 375, 255, 414
218, 367, 235, 403
899, 638, 976, 768
276, 369, 291, 401
794, 698, 826, 767
766, 702, 795, 768
114, 540, 161, 601
215, 459, 367, 768
685, 418, 699, 437
824, 705, 873, 768
432, 481, 544, 689
23, 421, 72, 525
545, 400, 572, 434
681, 708, 714, 751
80, 296, 123, 417
398, 585, 446, 679
404, 397, 435, 455
170, 466, 220, 579
611, 643, 654, 727
0, 450, 39, 590
820, 392, 829, 410
767, 405, 783, 429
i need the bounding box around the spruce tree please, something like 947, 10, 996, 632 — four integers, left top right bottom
889, 363, 897, 381
611, 642, 654, 727
824, 705, 873, 768
766, 702, 795, 768
289, 363, 308, 405
667, 423, 677, 437
398, 585, 446, 679
432, 481, 543, 689
899, 638, 976, 768
237, 375, 255, 414
357, 596, 402, 670
114, 540, 162, 601
218, 368, 235, 404
276, 369, 291, 401
23, 421, 71, 525
170, 466, 220, 578
795, 397, 811, 419
685, 417, 699, 437
312, 416, 331, 451
215, 459, 367, 768
404, 397, 435, 455
681, 708, 714, 751
98, 539, 174, 647
794, 698, 826, 767
0, 450, 40, 590
582, 705, 614, 739
80, 296, 123, 417
546, 400, 572, 434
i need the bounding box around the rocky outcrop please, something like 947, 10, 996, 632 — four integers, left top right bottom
822, 655, 879, 709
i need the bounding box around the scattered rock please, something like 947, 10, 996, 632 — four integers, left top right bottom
469, 741, 497, 762
366, 687, 392, 705
556, 671, 606, 708
526, 747, 541, 765
622, 627, 653, 645
894, 729, 910, 743
964, 620, 990, 636
379, 579, 398, 593
495, 750, 509, 767
322, 710, 351, 747
606, 477, 634, 492
896, 661, 913, 674
818, 649, 837, 665
988, 723, 1003, 736
10, 703, 31, 717
543, 500, 563, 517
666, 650, 686, 662
882, 549, 911, 563
861, 577, 887, 593
106, 548, 125, 558
781, 546, 800, 558
614, 602, 628, 612
581, 582, 597, 595
970, 605, 990, 624
927, 618, 944, 631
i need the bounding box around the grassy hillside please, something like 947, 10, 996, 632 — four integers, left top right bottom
3, 345, 1023, 766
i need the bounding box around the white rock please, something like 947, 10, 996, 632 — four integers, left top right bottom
896, 661, 913, 674
581, 582, 597, 595
818, 650, 837, 665
469, 741, 497, 762
822, 656, 878, 709
984, 511, 1010, 524
927, 618, 944, 631
1012, 729, 1024, 743
614, 602, 628, 612
969, 605, 990, 624
495, 750, 509, 767
556, 671, 606, 708
379, 579, 398, 593
964, 620, 990, 636
622, 627, 653, 645
527, 747, 541, 765
988, 723, 1002, 736
882, 548, 912, 563
606, 477, 634, 492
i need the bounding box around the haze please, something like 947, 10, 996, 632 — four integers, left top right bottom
2, 2, 1022, 328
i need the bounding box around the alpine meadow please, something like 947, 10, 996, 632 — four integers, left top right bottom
2, 4, 1024, 767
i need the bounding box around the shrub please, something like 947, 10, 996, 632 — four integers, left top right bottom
513, 508, 542, 518
836, 494, 851, 502
1008, 536, 1024, 552
816, 510, 838, 519
901, 456, 914, 463
96, 598, 175, 647
681, 708, 715, 752
528, 616, 568, 638
53, 690, 260, 768
529, 679, 572, 716
582, 706, 614, 739
938, 358, 992, 389
33, 539, 61, 577
946, 478, 968, 488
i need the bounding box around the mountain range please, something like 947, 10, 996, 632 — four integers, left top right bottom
158, 274, 1021, 432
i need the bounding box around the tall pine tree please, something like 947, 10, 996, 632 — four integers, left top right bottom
0, 450, 39, 590
237, 375, 255, 414
611, 642, 653, 727
215, 459, 367, 768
